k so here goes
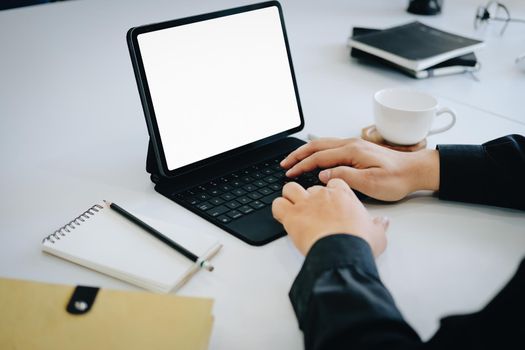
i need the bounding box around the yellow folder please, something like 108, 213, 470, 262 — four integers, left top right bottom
0, 277, 213, 350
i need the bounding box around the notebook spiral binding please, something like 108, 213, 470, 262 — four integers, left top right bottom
42, 204, 104, 244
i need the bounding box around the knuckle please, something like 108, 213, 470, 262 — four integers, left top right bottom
282, 182, 294, 192
283, 181, 300, 193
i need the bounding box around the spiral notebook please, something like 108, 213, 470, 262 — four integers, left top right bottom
42, 202, 222, 293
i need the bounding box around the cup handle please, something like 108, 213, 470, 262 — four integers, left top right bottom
428, 107, 456, 136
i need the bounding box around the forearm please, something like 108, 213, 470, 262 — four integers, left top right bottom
289, 235, 420, 350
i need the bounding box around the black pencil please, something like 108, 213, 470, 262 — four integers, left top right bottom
104, 200, 214, 271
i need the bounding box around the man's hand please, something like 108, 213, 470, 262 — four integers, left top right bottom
272, 179, 389, 257
280, 138, 440, 201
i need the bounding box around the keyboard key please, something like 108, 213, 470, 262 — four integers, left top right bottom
231, 180, 243, 187
221, 192, 235, 201
237, 196, 251, 204
252, 172, 264, 179
185, 197, 200, 205
258, 187, 273, 195
184, 189, 197, 196
261, 192, 280, 204
273, 171, 285, 179
241, 176, 254, 183
232, 188, 247, 196
219, 184, 233, 191
197, 202, 213, 211
225, 201, 241, 209
254, 180, 267, 187
173, 192, 185, 200
261, 168, 274, 175
196, 193, 211, 201
242, 184, 257, 192
217, 215, 231, 224
196, 185, 207, 192
208, 188, 222, 196
239, 205, 254, 214
247, 192, 262, 200
206, 205, 229, 217
249, 200, 265, 209
264, 176, 278, 183
227, 210, 243, 219
269, 183, 282, 191
210, 197, 225, 206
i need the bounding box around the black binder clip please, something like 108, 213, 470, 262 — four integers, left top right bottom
66, 286, 100, 315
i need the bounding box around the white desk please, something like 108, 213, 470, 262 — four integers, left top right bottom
1, 1, 524, 349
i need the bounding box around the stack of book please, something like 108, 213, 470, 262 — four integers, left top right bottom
348, 22, 484, 79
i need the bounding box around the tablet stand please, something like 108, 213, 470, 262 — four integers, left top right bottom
146, 140, 162, 184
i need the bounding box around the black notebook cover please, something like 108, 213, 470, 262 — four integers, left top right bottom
350, 21, 483, 71
350, 27, 479, 78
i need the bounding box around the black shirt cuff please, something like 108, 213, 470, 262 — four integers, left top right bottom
436, 144, 487, 203
289, 234, 377, 325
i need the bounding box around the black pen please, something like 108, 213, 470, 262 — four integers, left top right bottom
104, 200, 214, 271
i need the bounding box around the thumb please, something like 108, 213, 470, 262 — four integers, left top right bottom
319, 166, 368, 191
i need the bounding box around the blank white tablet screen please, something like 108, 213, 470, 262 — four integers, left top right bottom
137, 6, 301, 171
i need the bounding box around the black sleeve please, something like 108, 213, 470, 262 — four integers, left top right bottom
437, 134, 525, 210
289, 234, 420, 350
290, 234, 525, 350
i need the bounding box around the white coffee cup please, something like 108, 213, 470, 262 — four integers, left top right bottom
373, 88, 456, 145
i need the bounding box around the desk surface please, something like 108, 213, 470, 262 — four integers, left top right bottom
1, 1, 524, 349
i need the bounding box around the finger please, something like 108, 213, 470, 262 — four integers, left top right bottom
282, 182, 308, 204
319, 166, 370, 193
306, 185, 324, 194
285, 147, 349, 178
371, 216, 389, 257
373, 216, 390, 232
326, 178, 352, 192
280, 138, 348, 169
271, 197, 293, 223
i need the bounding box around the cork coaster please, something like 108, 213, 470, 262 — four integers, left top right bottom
361, 125, 427, 152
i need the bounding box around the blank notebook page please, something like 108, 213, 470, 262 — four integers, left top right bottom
42, 204, 221, 293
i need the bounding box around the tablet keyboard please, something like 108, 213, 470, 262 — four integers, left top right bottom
172, 155, 321, 224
